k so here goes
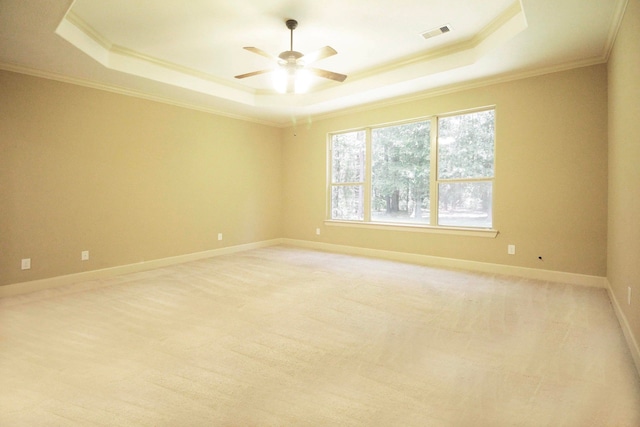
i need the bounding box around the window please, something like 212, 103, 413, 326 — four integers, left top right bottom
328, 108, 495, 229
330, 130, 366, 221
371, 120, 431, 224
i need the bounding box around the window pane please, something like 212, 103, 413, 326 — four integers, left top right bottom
331, 185, 364, 220
438, 181, 492, 228
438, 110, 495, 180
331, 131, 366, 183
371, 121, 430, 224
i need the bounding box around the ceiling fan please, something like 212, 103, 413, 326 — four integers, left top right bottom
234, 19, 347, 93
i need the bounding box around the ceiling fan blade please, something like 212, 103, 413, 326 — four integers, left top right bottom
243, 47, 277, 61
308, 68, 347, 82
303, 46, 337, 64
234, 69, 273, 79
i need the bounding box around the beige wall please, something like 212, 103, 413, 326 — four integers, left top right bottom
0, 61, 612, 287
608, 0, 640, 353
282, 65, 608, 277
0, 70, 283, 286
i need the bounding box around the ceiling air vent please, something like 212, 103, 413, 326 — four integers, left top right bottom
421, 24, 453, 40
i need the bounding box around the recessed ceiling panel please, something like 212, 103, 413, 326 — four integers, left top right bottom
56, 0, 527, 109
0, 0, 624, 125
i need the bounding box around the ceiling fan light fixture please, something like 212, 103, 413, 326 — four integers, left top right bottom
272, 68, 288, 93
272, 67, 311, 94
236, 19, 346, 94
294, 69, 312, 94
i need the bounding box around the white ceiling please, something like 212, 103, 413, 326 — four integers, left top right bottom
0, 0, 627, 126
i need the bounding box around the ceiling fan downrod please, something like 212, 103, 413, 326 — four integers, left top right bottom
286, 19, 298, 51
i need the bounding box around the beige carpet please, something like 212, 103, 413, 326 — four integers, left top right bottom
1, 246, 639, 426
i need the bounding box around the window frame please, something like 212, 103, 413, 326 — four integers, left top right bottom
326, 106, 498, 238
328, 129, 367, 221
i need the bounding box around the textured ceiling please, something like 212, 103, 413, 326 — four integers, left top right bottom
0, 0, 627, 126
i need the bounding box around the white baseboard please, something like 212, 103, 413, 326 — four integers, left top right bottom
283, 240, 640, 375
281, 240, 640, 374
281, 238, 607, 288
606, 280, 640, 377
2, 238, 607, 298
5, 237, 634, 377
0, 239, 283, 298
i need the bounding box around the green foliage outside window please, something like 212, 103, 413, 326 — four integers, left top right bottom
329, 108, 495, 229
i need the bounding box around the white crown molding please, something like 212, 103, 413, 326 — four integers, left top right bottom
603, 0, 629, 62
65, 8, 248, 94
0, 62, 278, 127
0, 50, 607, 130
343, 1, 526, 85
56, 12, 257, 106
311, 56, 608, 125
54, 1, 526, 114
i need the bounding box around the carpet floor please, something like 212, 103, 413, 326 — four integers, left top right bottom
1, 245, 639, 426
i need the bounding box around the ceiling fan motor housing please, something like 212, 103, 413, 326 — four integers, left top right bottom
278, 50, 303, 63
286, 19, 298, 30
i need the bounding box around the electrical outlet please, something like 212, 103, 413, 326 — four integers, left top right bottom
316, 228, 321, 236
628, 287, 632, 305
218, 233, 223, 241
21, 258, 31, 270
507, 245, 516, 255
81, 250, 89, 261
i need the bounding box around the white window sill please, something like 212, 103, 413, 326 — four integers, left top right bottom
324, 220, 499, 238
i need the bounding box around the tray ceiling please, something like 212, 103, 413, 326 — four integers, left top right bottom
0, 0, 627, 126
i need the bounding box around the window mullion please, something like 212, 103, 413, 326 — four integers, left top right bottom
364, 127, 372, 222
430, 116, 439, 226
438, 177, 493, 184
327, 138, 333, 220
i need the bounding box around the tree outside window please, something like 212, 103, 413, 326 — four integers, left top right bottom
329, 108, 495, 229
